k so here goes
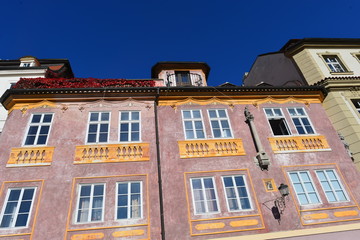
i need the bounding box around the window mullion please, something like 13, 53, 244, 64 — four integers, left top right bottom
12, 189, 24, 227
233, 177, 242, 210
88, 185, 94, 222
201, 179, 208, 213
299, 173, 310, 204
325, 171, 338, 202
127, 183, 131, 219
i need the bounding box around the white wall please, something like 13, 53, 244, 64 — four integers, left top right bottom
0, 69, 46, 131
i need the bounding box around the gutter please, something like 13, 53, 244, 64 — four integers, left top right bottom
154, 87, 166, 240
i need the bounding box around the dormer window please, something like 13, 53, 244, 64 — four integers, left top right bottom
175, 71, 191, 86
19, 56, 40, 68
21, 62, 31, 67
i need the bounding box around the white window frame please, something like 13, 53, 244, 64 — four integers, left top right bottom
207, 109, 233, 139
23, 113, 54, 146
287, 107, 315, 135
0, 187, 36, 228
288, 171, 321, 206
190, 177, 220, 215
75, 184, 105, 224
221, 175, 252, 212
315, 169, 349, 203
119, 111, 141, 143
322, 55, 348, 73
86, 112, 110, 144
182, 110, 206, 140
115, 181, 143, 220
263, 108, 291, 136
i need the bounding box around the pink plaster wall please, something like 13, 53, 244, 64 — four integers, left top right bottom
0, 100, 161, 240
157, 102, 360, 240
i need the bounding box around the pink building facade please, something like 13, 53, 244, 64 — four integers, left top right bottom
0, 62, 359, 239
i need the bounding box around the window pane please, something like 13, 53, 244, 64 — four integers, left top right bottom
4, 202, 17, 214
28, 126, 38, 135
131, 183, 140, 193
117, 207, 127, 219
8, 190, 21, 201
31, 115, 41, 123
14, 214, 28, 227
193, 110, 201, 118
131, 112, 139, 120
0, 215, 12, 228
18, 201, 31, 213
192, 179, 202, 189
43, 114, 53, 123
209, 110, 217, 118
183, 111, 191, 119
36, 136, 47, 145
80, 186, 91, 196
99, 133, 108, 142
101, 113, 109, 121
121, 112, 129, 120
94, 185, 104, 196
90, 113, 99, 121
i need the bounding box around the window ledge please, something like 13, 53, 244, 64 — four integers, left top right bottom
330, 71, 354, 75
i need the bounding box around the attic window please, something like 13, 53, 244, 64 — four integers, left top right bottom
175, 71, 191, 86
21, 62, 32, 67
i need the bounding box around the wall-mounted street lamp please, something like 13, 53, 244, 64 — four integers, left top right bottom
278, 183, 289, 198
263, 183, 290, 223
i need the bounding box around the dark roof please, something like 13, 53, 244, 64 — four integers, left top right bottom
151, 62, 210, 79
217, 82, 238, 87
280, 38, 360, 53
0, 58, 74, 78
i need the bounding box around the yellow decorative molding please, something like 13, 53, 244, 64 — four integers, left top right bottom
71, 233, 104, 240
195, 223, 225, 230
230, 219, 259, 227
158, 96, 322, 107
112, 229, 145, 237
302, 213, 329, 220
7, 146, 55, 166
268, 135, 331, 153
9, 100, 56, 114
178, 139, 245, 158
74, 143, 150, 164
334, 210, 359, 217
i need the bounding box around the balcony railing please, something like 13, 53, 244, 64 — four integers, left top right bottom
7, 146, 55, 167
74, 143, 150, 164
166, 73, 203, 87
178, 139, 245, 158
268, 135, 331, 153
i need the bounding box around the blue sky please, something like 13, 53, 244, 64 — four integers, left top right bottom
2, 0, 359, 86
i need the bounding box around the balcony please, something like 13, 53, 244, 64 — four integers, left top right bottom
7, 146, 55, 167
166, 72, 203, 87
178, 139, 245, 159
74, 143, 150, 164
268, 135, 331, 153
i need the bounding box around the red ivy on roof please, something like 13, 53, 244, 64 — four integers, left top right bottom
13, 78, 156, 89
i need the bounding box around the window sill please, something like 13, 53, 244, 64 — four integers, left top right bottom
330, 71, 354, 75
